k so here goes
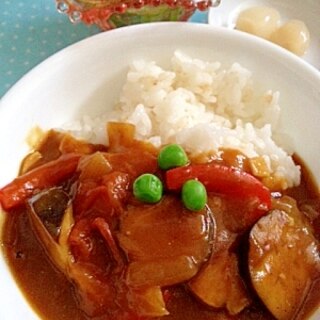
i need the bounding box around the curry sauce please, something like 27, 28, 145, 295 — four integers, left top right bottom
1, 124, 320, 320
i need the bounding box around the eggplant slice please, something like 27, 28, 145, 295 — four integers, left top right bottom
118, 195, 215, 288
27, 188, 73, 272
249, 197, 320, 320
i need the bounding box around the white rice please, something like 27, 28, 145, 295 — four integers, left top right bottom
63, 51, 300, 189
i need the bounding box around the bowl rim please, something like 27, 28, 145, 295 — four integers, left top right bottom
1, 21, 320, 107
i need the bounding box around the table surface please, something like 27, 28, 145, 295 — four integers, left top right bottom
0, 0, 207, 98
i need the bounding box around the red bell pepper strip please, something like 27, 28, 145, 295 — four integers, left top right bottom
166, 163, 271, 211
0, 153, 81, 211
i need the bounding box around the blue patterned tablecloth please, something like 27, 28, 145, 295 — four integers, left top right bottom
0, 1, 207, 98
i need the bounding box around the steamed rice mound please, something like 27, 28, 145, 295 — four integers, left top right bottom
64, 51, 300, 189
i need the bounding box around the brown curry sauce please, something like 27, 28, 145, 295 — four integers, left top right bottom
1, 124, 320, 320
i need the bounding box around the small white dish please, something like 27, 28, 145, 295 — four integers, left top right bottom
0, 22, 320, 319
208, 0, 320, 69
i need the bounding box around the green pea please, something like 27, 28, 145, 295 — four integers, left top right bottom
133, 173, 163, 203
158, 144, 189, 170
182, 179, 207, 211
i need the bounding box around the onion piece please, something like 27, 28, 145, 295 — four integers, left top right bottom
27, 190, 74, 273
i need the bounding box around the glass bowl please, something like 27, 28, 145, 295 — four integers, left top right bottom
56, 0, 221, 30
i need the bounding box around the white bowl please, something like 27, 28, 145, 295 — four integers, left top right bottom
0, 22, 319, 320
